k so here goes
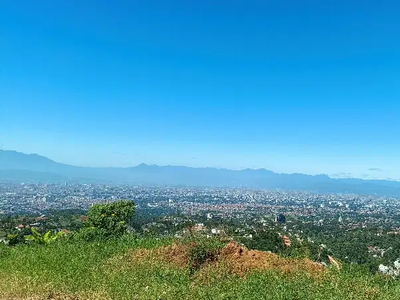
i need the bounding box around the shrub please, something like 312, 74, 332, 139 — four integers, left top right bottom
188, 240, 222, 275
70, 227, 109, 242
6, 233, 23, 246
244, 229, 286, 253
24, 228, 66, 245
85, 200, 135, 237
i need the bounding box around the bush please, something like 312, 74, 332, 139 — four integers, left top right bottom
6, 233, 25, 246
188, 240, 223, 274
70, 227, 109, 242
244, 229, 286, 253
85, 200, 135, 237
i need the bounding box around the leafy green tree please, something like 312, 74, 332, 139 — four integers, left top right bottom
86, 200, 135, 237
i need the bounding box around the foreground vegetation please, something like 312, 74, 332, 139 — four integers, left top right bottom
1, 235, 400, 300
1, 200, 400, 299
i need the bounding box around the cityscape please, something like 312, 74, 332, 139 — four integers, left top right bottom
1, 182, 399, 222
2, 181, 400, 234
3, 181, 400, 277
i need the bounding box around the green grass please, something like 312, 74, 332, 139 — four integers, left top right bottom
0, 236, 399, 300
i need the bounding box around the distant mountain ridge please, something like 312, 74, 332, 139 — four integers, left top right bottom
1, 150, 400, 196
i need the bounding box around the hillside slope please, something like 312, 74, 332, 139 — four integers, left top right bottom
0, 237, 396, 300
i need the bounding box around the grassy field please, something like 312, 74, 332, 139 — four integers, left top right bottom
0, 236, 399, 300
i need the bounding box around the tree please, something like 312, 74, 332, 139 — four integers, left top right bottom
86, 200, 135, 236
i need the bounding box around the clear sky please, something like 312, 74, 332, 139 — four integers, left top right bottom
1, 1, 400, 180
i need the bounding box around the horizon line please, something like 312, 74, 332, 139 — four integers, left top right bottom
1, 149, 398, 183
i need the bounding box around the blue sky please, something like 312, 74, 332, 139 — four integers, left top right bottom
1, 1, 400, 180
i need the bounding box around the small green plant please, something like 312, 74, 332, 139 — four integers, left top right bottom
188, 241, 221, 275
6, 233, 22, 246
25, 228, 66, 245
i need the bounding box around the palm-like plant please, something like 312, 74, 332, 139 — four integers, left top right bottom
25, 228, 66, 245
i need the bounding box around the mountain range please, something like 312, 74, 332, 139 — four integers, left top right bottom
1, 150, 400, 197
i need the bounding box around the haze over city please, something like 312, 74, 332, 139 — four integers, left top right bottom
1, 1, 400, 180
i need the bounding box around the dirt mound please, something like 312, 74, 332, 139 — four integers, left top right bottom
218, 241, 324, 277
155, 242, 194, 268
121, 240, 325, 279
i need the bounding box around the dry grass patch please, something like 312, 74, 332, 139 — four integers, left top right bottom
0, 274, 109, 300
1, 291, 109, 300
107, 240, 325, 280
219, 241, 325, 277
